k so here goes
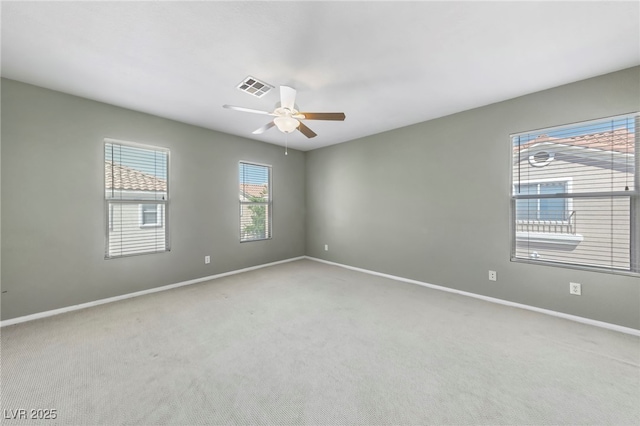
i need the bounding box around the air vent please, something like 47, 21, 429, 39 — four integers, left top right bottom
529, 150, 555, 167
237, 76, 274, 98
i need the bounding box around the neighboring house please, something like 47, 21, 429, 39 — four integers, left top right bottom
105, 161, 167, 257
513, 128, 635, 271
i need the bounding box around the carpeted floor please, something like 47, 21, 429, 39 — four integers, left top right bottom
1, 259, 638, 425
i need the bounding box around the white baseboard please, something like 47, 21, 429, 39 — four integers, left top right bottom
5, 255, 638, 337
0, 256, 305, 327
305, 256, 640, 337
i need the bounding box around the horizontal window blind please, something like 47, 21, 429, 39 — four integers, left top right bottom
105, 140, 169, 258
239, 162, 271, 242
511, 113, 638, 274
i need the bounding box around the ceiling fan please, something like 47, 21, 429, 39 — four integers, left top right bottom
223, 86, 345, 139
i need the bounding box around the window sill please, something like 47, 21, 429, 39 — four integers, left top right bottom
510, 257, 639, 277
516, 232, 584, 246
240, 237, 272, 243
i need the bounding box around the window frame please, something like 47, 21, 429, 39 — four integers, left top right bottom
104, 138, 170, 259
239, 161, 272, 243
510, 113, 639, 276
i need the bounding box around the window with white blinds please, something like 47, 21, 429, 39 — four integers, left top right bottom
239, 162, 271, 242
105, 139, 169, 258
511, 113, 638, 274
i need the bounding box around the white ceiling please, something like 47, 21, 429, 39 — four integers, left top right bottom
2, 1, 639, 151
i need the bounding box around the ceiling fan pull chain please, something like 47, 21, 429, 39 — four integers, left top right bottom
285, 133, 288, 156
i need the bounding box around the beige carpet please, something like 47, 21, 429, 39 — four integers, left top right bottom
1, 259, 638, 425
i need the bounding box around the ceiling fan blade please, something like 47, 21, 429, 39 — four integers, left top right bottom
252, 121, 276, 135
280, 86, 297, 111
298, 112, 346, 121
297, 121, 317, 139
223, 105, 273, 115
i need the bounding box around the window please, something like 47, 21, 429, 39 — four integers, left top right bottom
105, 139, 169, 258
140, 204, 162, 227
516, 181, 569, 222
511, 113, 638, 274
239, 162, 271, 242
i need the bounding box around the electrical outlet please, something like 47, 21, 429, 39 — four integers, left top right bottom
570, 282, 581, 295
488, 270, 497, 281
324, 244, 329, 251
205, 256, 211, 264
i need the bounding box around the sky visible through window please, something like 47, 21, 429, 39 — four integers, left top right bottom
240, 162, 269, 185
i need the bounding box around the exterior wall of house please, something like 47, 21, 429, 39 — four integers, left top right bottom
514, 158, 633, 270
1, 78, 306, 321
306, 66, 640, 329
107, 203, 167, 257
105, 187, 169, 258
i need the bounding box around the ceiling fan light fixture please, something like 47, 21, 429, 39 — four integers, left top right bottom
274, 116, 300, 133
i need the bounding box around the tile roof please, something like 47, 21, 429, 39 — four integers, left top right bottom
516, 128, 635, 154
106, 162, 267, 196
106, 161, 167, 191
240, 183, 268, 198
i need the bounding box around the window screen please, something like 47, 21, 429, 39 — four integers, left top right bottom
239, 162, 272, 242
105, 140, 169, 258
511, 113, 638, 274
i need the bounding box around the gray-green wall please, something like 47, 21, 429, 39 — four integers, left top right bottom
306, 67, 640, 330
1, 78, 306, 320
3, 68, 639, 329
